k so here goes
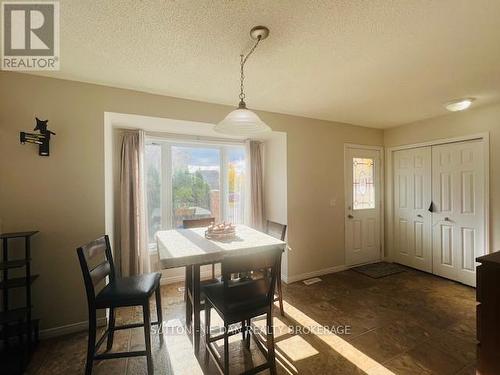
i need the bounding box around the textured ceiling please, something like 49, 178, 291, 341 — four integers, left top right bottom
29, 0, 500, 128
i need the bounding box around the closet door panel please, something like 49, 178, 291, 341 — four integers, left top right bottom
431, 140, 485, 286
393, 147, 432, 272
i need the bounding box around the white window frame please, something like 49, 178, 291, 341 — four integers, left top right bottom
145, 136, 247, 250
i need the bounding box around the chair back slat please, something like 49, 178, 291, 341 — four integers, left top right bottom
266, 220, 287, 241
90, 261, 111, 285
81, 238, 107, 262
77, 235, 116, 302
222, 250, 279, 275
183, 217, 215, 229
221, 248, 282, 303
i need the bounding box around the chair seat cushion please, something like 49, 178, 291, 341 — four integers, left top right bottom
95, 272, 161, 308
203, 278, 271, 316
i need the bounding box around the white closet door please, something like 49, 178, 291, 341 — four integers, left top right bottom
393, 147, 432, 272
431, 140, 485, 286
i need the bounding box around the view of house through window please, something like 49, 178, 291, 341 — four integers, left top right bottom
145, 139, 246, 246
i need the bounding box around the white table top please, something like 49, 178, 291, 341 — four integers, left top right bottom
157, 224, 286, 269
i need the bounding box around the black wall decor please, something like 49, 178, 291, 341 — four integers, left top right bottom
20, 117, 56, 156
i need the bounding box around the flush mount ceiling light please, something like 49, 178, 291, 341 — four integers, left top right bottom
445, 98, 476, 112
214, 26, 272, 136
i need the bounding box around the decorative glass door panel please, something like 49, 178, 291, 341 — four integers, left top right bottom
352, 158, 375, 210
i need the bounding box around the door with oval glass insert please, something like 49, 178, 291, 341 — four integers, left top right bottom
345, 147, 381, 266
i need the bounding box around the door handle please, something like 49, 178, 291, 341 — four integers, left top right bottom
428, 201, 435, 213
348, 214, 354, 219
417, 214, 423, 218
444, 217, 451, 222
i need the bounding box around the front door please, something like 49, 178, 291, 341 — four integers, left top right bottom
431, 140, 485, 286
345, 147, 382, 266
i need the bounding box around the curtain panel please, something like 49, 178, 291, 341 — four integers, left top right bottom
248, 140, 265, 230
119, 130, 151, 276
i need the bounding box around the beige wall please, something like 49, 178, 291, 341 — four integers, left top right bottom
384, 102, 500, 253
262, 133, 288, 278
0, 71, 383, 330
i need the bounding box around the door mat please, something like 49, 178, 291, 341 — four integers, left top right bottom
352, 262, 406, 279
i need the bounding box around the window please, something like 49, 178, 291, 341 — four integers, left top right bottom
352, 157, 375, 210
145, 139, 247, 247
171, 145, 220, 228
145, 143, 162, 244
226, 147, 246, 224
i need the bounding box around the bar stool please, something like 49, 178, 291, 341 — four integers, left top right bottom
76, 235, 163, 375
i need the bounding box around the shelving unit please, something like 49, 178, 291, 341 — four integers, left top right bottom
0, 231, 40, 373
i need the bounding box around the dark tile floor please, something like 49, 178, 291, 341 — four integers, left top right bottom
27, 268, 477, 374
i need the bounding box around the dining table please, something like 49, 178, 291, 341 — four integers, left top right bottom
156, 224, 286, 351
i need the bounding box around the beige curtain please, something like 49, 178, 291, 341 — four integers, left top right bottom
249, 140, 264, 230
120, 130, 150, 276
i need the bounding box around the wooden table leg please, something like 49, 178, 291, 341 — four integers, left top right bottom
192, 264, 201, 352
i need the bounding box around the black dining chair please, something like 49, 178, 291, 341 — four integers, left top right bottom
76, 235, 163, 375
204, 247, 282, 375
266, 220, 287, 316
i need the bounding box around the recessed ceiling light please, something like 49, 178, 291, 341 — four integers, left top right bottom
445, 98, 475, 112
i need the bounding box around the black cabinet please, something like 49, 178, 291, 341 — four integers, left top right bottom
476, 251, 500, 375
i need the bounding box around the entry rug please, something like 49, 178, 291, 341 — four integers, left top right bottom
352, 262, 406, 279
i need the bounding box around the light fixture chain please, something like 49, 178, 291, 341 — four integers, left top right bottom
239, 37, 261, 104
239, 54, 245, 101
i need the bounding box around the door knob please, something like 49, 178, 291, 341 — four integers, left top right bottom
348, 214, 354, 219
417, 214, 423, 218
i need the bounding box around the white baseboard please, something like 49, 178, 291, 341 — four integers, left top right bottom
39, 316, 108, 340
284, 264, 348, 284
159, 265, 348, 285
38, 264, 355, 339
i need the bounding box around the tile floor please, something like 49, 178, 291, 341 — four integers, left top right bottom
27, 267, 477, 375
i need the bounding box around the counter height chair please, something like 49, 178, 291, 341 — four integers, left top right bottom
204, 247, 282, 375
77, 235, 162, 375
265, 220, 287, 316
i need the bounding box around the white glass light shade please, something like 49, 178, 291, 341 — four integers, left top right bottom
214, 108, 271, 136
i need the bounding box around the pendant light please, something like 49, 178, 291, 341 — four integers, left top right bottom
214, 26, 272, 136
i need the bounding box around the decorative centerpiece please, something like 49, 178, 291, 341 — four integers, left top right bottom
205, 222, 236, 241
